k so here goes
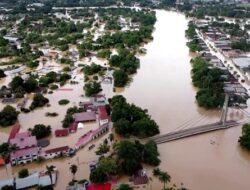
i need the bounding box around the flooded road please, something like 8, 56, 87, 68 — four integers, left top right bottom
116, 10, 250, 190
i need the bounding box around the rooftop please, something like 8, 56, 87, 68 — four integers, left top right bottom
15, 131, 32, 139
10, 147, 39, 159
98, 106, 108, 121
73, 112, 96, 123
0, 171, 57, 190
8, 124, 20, 143
10, 136, 37, 149
45, 146, 69, 154
86, 183, 111, 190
233, 57, 250, 68
55, 128, 69, 137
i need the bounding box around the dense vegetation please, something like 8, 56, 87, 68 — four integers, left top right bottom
191, 57, 225, 108
30, 124, 52, 139
58, 99, 70, 105
0, 69, 6, 78
30, 93, 49, 110
18, 168, 29, 178
239, 124, 250, 150
188, 5, 250, 19
90, 139, 160, 182
185, 22, 202, 52
84, 81, 102, 96
109, 95, 159, 137
0, 105, 19, 127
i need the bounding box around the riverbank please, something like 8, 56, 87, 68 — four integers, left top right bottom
117, 10, 250, 190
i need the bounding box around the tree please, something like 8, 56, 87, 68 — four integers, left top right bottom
46, 165, 56, 185
153, 168, 171, 190
23, 77, 38, 93
0, 69, 6, 78
26, 60, 39, 68
115, 140, 142, 175
30, 124, 51, 139
0, 105, 19, 127
0, 143, 10, 157
84, 81, 102, 97
95, 143, 110, 156
18, 168, 29, 178
30, 93, 49, 110
158, 171, 171, 190
89, 167, 108, 183
108, 133, 114, 144
98, 157, 118, 176
239, 123, 250, 150
113, 69, 129, 87
143, 140, 160, 166
9, 76, 24, 91
97, 49, 111, 59
58, 99, 70, 105
70, 164, 78, 181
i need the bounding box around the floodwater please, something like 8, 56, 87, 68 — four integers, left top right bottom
114, 10, 250, 190
1, 9, 250, 190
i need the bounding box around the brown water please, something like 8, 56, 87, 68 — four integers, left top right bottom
1, 10, 250, 190
114, 10, 250, 190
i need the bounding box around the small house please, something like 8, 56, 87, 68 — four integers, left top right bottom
55, 129, 69, 137
73, 112, 96, 123
98, 106, 109, 126
43, 146, 70, 159
69, 122, 77, 133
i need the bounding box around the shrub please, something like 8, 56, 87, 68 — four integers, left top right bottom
18, 168, 29, 178
58, 99, 70, 105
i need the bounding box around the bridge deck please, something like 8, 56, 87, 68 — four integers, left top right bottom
151, 121, 239, 144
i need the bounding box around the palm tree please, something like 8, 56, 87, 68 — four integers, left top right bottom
158, 171, 171, 190
153, 168, 161, 177
69, 164, 78, 181
45, 165, 55, 185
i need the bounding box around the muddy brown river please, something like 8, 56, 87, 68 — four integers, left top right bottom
1, 10, 250, 190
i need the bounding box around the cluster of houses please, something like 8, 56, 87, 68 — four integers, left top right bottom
193, 22, 249, 106
5, 124, 74, 166
54, 94, 110, 150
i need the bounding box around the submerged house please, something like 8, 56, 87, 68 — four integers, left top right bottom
75, 124, 109, 149
43, 146, 70, 159
98, 106, 109, 126
9, 131, 39, 165
73, 112, 96, 123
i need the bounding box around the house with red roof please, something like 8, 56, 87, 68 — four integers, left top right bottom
15, 131, 32, 139
69, 122, 77, 133
75, 124, 109, 149
10, 136, 37, 150
7, 124, 20, 143
9, 130, 39, 166
55, 129, 69, 137
98, 106, 109, 126
10, 147, 39, 166
86, 183, 111, 190
43, 146, 70, 159
0, 156, 5, 167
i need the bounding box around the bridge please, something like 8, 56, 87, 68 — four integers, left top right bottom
151, 94, 249, 144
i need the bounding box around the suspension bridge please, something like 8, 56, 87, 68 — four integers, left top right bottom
151, 94, 250, 144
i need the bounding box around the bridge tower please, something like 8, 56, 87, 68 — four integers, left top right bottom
220, 93, 229, 126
